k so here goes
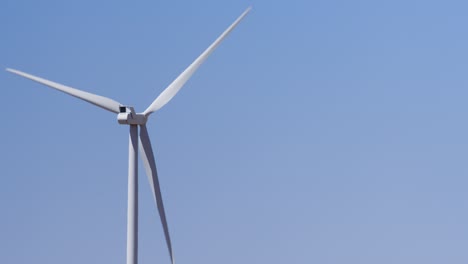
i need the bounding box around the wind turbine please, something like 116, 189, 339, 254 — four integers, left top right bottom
6, 7, 251, 264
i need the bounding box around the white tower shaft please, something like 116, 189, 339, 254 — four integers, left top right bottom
127, 125, 139, 264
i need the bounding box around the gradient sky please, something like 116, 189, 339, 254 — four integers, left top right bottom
2, 0, 468, 263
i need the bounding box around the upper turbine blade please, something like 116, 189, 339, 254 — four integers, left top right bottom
143, 7, 252, 116
139, 125, 175, 264
6, 68, 122, 113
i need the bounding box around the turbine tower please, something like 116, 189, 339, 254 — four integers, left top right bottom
7, 7, 251, 264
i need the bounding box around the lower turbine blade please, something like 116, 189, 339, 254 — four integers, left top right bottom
139, 125, 175, 264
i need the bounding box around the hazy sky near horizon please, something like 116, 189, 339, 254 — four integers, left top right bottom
2, 0, 468, 263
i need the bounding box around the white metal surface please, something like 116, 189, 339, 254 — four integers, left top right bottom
143, 7, 252, 116
139, 124, 174, 264
127, 125, 139, 264
6, 68, 122, 113
118, 113, 147, 125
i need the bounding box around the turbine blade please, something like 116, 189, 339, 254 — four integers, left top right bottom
6, 68, 122, 113
139, 125, 175, 264
143, 7, 252, 116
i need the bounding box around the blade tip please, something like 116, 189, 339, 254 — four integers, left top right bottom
5, 68, 25, 77
242, 6, 252, 16
5, 68, 21, 74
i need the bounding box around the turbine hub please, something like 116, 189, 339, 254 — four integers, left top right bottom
117, 106, 147, 125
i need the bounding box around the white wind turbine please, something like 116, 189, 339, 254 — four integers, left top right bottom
6, 7, 251, 264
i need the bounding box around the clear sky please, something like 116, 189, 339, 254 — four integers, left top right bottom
1, 0, 468, 263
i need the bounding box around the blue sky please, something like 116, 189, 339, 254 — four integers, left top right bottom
2, 0, 468, 263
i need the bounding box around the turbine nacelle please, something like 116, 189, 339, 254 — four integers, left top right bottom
118, 106, 147, 125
